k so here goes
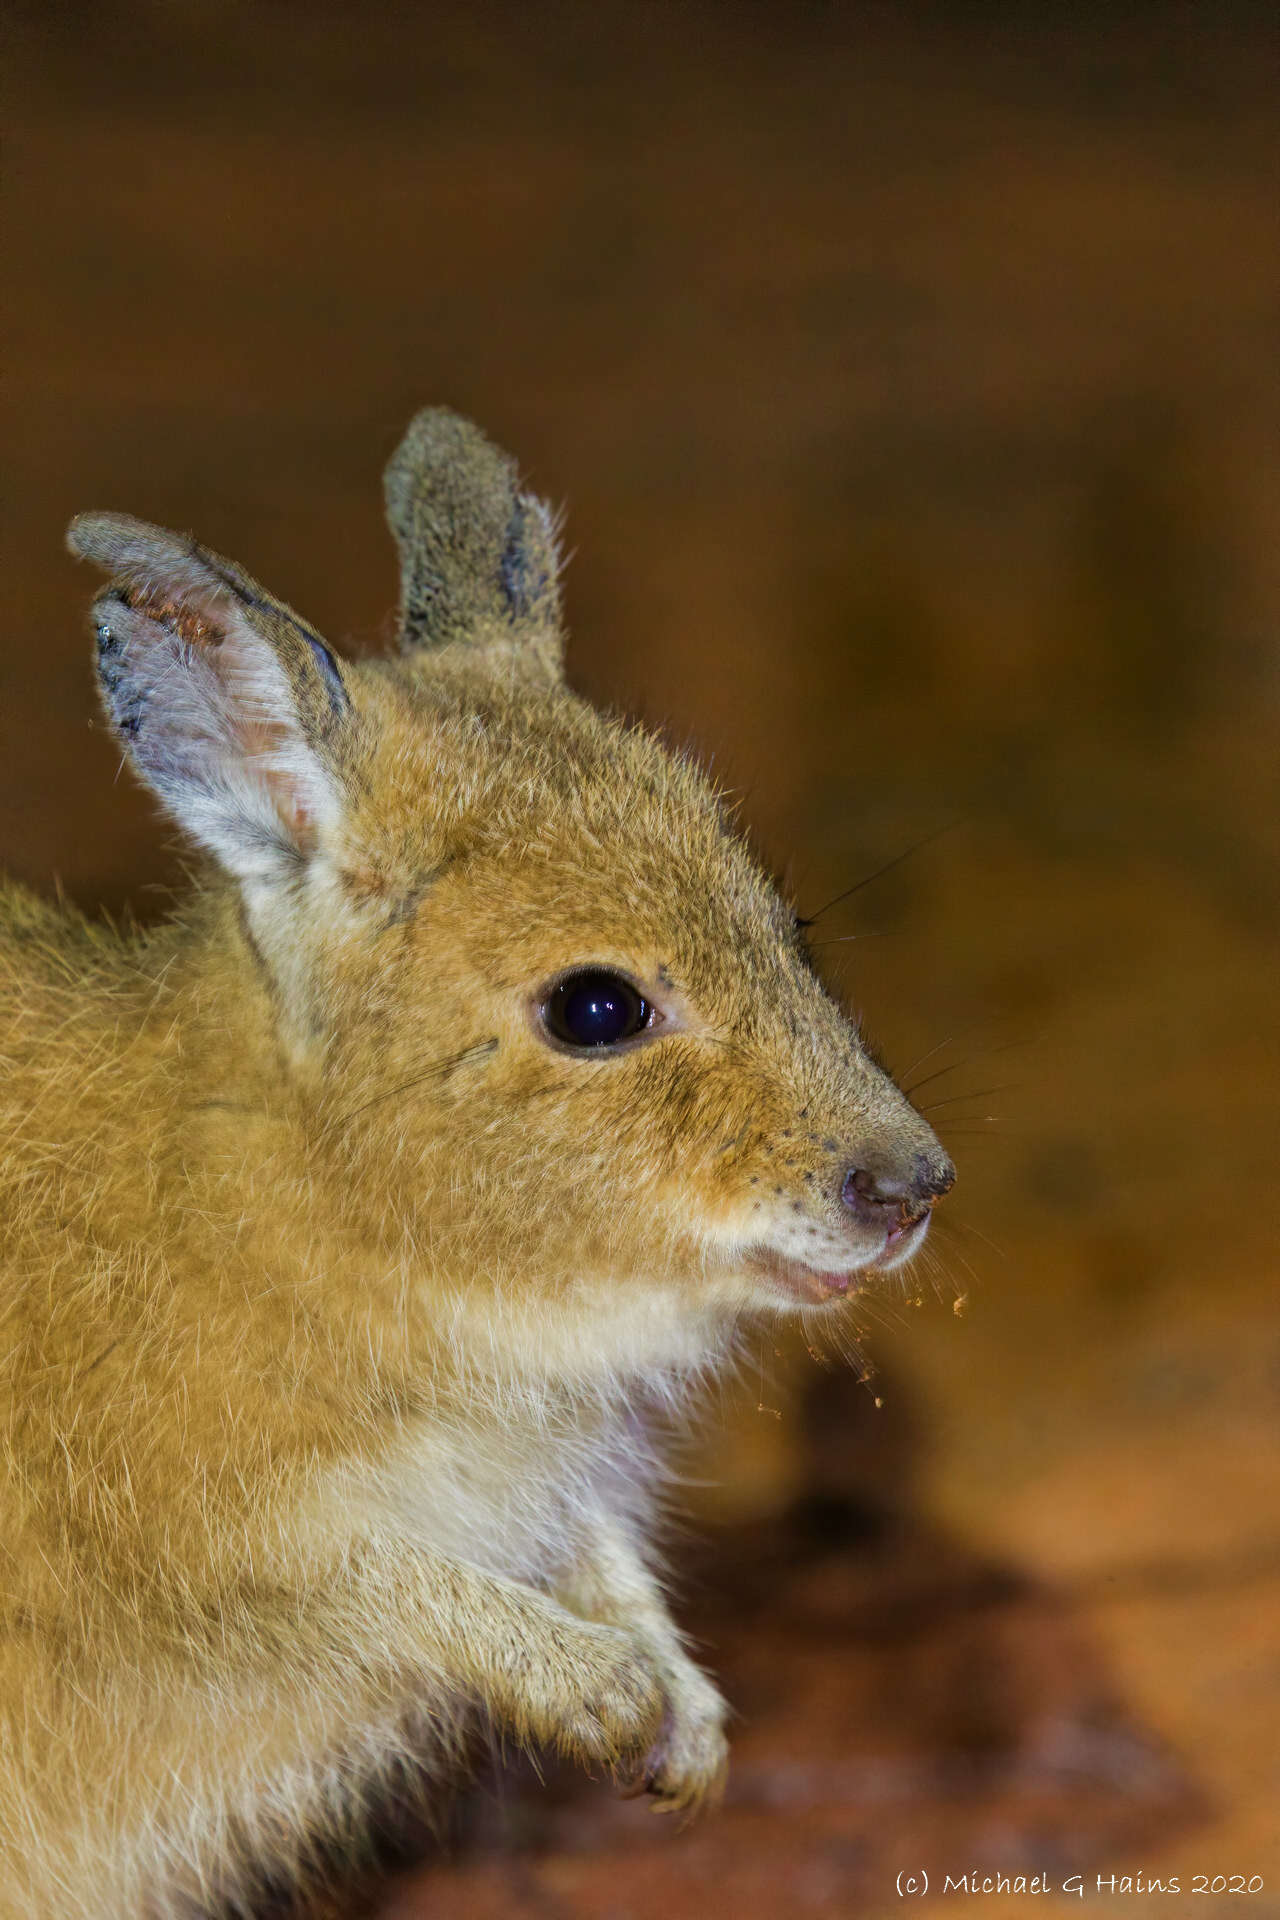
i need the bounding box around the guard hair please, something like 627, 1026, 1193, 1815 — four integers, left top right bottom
0, 408, 952, 1915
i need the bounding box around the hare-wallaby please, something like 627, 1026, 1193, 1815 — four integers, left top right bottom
0, 410, 953, 1916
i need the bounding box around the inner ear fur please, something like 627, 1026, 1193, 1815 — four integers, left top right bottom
67, 512, 351, 876
383, 407, 564, 676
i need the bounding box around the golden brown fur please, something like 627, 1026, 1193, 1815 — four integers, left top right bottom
0, 409, 951, 1915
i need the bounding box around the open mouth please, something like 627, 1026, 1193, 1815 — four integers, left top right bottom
869, 1208, 931, 1270
745, 1251, 859, 1304
746, 1209, 932, 1303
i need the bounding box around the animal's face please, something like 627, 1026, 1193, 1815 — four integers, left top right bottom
310, 671, 952, 1323
67, 409, 951, 1352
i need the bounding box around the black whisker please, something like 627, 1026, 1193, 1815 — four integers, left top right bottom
796, 819, 964, 929
918, 1082, 1017, 1114
903, 1030, 1039, 1097
896, 1034, 956, 1084
321, 1038, 499, 1136
903, 1056, 977, 1098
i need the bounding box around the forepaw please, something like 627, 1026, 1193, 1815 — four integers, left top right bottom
543, 1622, 667, 1770
621, 1669, 729, 1820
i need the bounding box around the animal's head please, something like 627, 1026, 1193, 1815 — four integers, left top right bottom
68, 410, 952, 1373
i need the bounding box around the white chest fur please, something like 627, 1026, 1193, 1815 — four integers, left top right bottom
300, 1398, 659, 1589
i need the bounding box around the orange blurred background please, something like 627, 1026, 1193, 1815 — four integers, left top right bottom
4, 6, 1277, 1914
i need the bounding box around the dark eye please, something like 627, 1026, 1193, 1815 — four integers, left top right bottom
542, 970, 654, 1050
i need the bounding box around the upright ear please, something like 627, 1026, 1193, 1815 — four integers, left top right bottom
66, 513, 352, 892
383, 408, 564, 677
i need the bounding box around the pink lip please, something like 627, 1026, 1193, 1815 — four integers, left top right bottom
745, 1249, 859, 1305
869, 1211, 930, 1268
745, 1207, 932, 1302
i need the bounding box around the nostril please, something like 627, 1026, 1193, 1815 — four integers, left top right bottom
841, 1166, 905, 1215
842, 1154, 954, 1222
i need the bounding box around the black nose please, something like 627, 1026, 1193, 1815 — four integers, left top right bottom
841, 1152, 954, 1226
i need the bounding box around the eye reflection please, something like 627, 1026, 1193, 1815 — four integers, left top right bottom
542, 970, 654, 1049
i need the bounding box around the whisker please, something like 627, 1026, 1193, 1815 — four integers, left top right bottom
804, 931, 894, 950
941, 1216, 1008, 1262
903, 1056, 977, 1098
942, 1241, 983, 1290
918, 1083, 1018, 1114
901, 1029, 1041, 1097
320, 1038, 499, 1136
896, 1034, 955, 1085
797, 819, 964, 928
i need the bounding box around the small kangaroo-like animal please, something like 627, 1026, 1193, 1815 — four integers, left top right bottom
0, 410, 953, 1916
